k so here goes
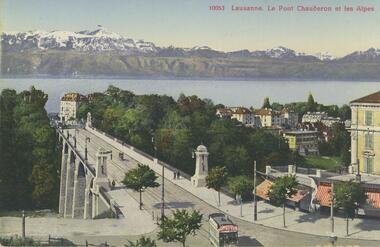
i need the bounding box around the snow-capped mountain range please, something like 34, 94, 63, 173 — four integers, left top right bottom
1, 28, 379, 61
1, 28, 158, 54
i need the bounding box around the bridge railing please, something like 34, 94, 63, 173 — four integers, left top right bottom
86, 126, 192, 180
56, 128, 95, 177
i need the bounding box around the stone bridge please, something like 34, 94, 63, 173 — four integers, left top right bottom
57, 127, 115, 219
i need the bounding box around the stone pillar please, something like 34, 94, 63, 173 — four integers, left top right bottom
64, 151, 75, 218
72, 161, 86, 218
92, 148, 111, 218
58, 144, 68, 217
84, 188, 92, 219
191, 145, 209, 187
265, 166, 271, 175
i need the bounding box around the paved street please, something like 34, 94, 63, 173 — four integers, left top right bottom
2, 127, 380, 246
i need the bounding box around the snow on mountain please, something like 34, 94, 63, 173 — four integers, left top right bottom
341, 48, 380, 61
265, 46, 297, 58
1, 28, 157, 54
314, 52, 335, 61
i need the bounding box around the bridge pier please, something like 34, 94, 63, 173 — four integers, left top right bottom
58, 144, 68, 217
64, 151, 75, 218
72, 161, 86, 218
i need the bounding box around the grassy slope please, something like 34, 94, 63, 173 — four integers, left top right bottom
304, 155, 342, 171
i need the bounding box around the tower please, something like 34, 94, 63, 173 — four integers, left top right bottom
191, 145, 209, 187
94, 147, 110, 191
86, 112, 92, 128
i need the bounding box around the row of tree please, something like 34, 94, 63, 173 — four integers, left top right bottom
78, 86, 304, 177
0, 87, 60, 210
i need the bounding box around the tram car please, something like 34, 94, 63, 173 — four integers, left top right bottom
209, 213, 238, 247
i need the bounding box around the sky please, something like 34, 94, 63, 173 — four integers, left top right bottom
1, 0, 380, 56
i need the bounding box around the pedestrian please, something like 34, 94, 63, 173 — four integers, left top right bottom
177, 171, 180, 179
173, 171, 177, 180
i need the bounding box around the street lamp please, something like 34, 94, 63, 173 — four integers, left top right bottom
330, 182, 337, 245
355, 106, 361, 183
22, 210, 25, 238
253, 160, 258, 221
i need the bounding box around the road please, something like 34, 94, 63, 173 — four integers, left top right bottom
64, 128, 379, 246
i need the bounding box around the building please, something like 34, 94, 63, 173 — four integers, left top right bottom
302, 112, 328, 123
320, 117, 341, 127
283, 130, 319, 155
59, 92, 87, 123
254, 108, 282, 127
281, 108, 299, 129
231, 107, 256, 126
349, 91, 380, 175
216, 107, 233, 119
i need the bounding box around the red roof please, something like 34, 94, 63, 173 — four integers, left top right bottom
256, 179, 272, 200
315, 184, 332, 207
255, 179, 308, 202
366, 191, 380, 208
233, 107, 251, 115
351, 91, 380, 104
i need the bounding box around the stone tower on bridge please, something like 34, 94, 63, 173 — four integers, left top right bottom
191, 145, 209, 187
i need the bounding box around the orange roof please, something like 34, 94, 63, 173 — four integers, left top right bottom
256, 179, 272, 200
366, 191, 380, 208
315, 184, 332, 207
233, 107, 251, 115
61, 93, 87, 102
288, 190, 309, 202
351, 91, 380, 104
254, 108, 272, 116
255, 179, 308, 202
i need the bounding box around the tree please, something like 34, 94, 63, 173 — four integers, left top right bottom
122, 164, 159, 210
228, 176, 253, 201
206, 166, 228, 206
334, 180, 367, 236
125, 236, 156, 247
262, 97, 271, 109
267, 175, 298, 227
157, 209, 202, 247
306, 93, 316, 112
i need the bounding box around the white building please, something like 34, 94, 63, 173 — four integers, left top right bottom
281, 108, 299, 128
302, 112, 328, 123
254, 108, 282, 127
59, 93, 87, 123
231, 107, 256, 127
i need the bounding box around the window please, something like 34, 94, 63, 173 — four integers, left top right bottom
365, 111, 373, 126
366, 158, 374, 174
365, 133, 374, 150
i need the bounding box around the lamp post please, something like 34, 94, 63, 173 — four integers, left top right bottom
22, 210, 25, 238
330, 182, 337, 245
355, 106, 361, 183
253, 160, 258, 221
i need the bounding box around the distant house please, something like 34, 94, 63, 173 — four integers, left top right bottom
302, 112, 328, 123
320, 117, 341, 127
231, 107, 256, 127
216, 107, 233, 119
254, 108, 282, 127
283, 130, 319, 156
59, 92, 87, 123
281, 108, 299, 129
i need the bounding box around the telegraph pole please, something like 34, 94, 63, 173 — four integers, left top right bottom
22, 210, 25, 238
253, 161, 257, 221
355, 106, 361, 182
330, 182, 337, 245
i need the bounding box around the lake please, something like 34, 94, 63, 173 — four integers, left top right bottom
0, 78, 379, 113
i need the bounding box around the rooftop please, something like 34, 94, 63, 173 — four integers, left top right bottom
351, 91, 380, 104
61, 92, 87, 102
283, 130, 318, 135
